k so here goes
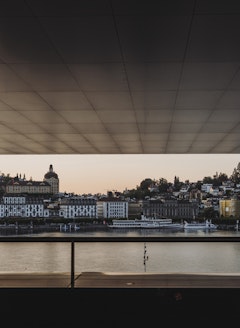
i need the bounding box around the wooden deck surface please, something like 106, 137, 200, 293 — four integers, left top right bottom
1, 272, 240, 288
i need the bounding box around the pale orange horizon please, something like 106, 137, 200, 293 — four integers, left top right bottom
0, 154, 239, 195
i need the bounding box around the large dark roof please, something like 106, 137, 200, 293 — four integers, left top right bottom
0, 1, 240, 154
44, 165, 58, 180
44, 172, 58, 179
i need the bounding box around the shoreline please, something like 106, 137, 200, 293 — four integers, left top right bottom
0, 221, 238, 236
0, 223, 109, 236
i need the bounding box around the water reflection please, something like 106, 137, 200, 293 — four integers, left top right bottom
0, 229, 240, 274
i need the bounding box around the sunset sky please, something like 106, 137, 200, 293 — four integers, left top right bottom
0, 154, 239, 195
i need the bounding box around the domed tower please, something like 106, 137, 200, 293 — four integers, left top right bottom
44, 164, 59, 194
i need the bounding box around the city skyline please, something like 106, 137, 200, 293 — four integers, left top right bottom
0, 154, 239, 195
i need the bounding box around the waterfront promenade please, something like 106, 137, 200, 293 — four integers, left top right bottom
1, 271, 240, 288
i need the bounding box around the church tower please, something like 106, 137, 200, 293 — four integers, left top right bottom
44, 164, 59, 194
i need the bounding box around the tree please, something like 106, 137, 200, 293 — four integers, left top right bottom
140, 178, 153, 190
218, 172, 228, 183
203, 207, 218, 219
173, 176, 184, 191
202, 176, 213, 184
231, 162, 240, 184
157, 178, 169, 193
213, 172, 228, 186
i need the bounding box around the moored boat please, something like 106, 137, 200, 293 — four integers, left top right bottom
108, 215, 183, 229
184, 220, 217, 230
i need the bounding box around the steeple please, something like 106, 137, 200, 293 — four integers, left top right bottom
44, 165, 58, 179
44, 164, 59, 194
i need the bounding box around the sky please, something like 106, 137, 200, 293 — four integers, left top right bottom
0, 154, 239, 195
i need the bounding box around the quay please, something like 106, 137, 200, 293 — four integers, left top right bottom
1, 271, 240, 288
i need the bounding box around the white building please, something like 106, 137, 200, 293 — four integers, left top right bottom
59, 197, 97, 219
99, 200, 128, 219
201, 184, 213, 193
0, 195, 50, 218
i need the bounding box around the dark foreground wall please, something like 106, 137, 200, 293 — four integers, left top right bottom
1, 288, 239, 327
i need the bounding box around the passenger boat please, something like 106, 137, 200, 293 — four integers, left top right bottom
108, 215, 183, 229
183, 220, 217, 230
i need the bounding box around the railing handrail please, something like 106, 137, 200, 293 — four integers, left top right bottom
0, 236, 240, 242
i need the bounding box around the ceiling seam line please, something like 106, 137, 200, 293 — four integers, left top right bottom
164, 0, 198, 154
110, 0, 144, 153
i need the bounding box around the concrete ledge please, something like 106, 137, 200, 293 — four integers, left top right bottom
0, 272, 240, 288
0, 272, 71, 288
75, 272, 240, 288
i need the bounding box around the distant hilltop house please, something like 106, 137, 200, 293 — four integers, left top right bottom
5, 165, 59, 195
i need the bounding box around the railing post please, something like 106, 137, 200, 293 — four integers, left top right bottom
71, 240, 75, 289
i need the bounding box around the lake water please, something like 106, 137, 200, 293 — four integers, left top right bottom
1, 228, 240, 274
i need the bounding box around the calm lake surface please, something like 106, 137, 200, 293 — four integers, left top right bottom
1, 228, 240, 274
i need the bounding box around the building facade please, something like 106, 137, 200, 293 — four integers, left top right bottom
0, 195, 50, 218
6, 180, 51, 194
59, 197, 97, 219
98, 200, 128, 219
142, 199, 199, 219
219, 199, 240, 218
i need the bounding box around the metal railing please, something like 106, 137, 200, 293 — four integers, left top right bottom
1, 235, 240, 288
